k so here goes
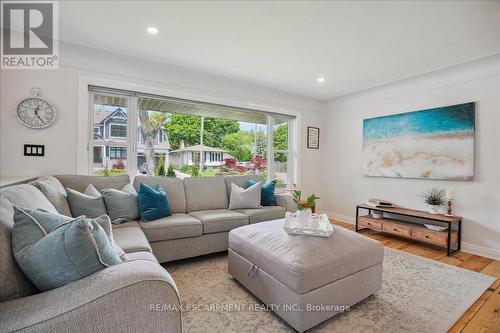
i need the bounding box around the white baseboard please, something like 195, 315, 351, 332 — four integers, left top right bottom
461, 242, 500, 261
319, 211, 500, 261
319, 211, 355, 224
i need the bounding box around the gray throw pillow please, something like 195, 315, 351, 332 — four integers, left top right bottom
66, 184, 107, 218
13, 215, 121, 291
101, 183, 139, 224
31, 176, 72, 217
228, 182, 262, 210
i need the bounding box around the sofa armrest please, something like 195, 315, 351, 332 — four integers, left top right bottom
275, 192, 297, 213
0, 260, 182, 333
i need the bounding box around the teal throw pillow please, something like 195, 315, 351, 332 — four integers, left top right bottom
138, 183, 171, 222
246, 179, 277, 206
13, 214, 121, 291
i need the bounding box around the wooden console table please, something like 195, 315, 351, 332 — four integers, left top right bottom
355, 204, 462, 256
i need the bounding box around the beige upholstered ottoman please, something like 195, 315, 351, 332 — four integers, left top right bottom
228, 219, 384, 332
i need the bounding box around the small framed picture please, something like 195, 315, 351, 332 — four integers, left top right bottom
307, 126, 320, 149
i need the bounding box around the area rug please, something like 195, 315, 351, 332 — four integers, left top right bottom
164, 248, 495, 333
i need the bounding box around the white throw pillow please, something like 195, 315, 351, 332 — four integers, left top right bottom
229, 182, 262, 210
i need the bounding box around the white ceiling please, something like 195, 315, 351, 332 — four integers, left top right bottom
59, 1, 500, 100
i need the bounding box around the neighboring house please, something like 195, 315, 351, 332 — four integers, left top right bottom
93, 107, 170, 170
169, 142, 233, 168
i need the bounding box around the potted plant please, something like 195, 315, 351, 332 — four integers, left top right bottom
422, 187, 446, 214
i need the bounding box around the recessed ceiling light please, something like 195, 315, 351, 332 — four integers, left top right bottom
147, 27, 159, 35
316, 77, 326, 83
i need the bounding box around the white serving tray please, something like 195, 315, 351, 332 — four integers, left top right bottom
283, 211, 334, 237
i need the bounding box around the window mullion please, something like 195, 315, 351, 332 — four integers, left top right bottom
127, 96, 138, 177
267, 115, 274, 181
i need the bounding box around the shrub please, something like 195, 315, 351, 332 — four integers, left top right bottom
191, 163, 200, 177
156, 154, 165, 176
166, 163, 176, 177
180, 164, 190, 173
113, 159, 125, 170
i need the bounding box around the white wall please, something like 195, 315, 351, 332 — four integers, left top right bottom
0, 42, 323, 195
320, 54, 500, 259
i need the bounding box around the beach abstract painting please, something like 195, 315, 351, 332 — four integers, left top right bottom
362, 102, 475, 180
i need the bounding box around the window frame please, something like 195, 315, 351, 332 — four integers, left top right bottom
109, 123, 127, 139
83, 82, 298, 187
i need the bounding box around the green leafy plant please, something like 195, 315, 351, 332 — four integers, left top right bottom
292, 190, 302, 210
292, 190, 320, 211
166, 163, 176, 177
156, 153, 165, 176
306, 194, 320, 207
180, 164, 190, 173
102, 166, 110, 177
191, 163, 200, 177
422, 187, 446, 206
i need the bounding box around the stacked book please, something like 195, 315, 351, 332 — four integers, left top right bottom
365, 198, 395, 208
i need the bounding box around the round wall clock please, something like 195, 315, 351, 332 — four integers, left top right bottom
16, 88, 56, 129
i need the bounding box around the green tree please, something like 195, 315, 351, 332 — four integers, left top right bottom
204, 118, 239, 148
273, 123, 288, 163
156, 153, 165, 176
222, 130, 254, 161
164, 113, 201, 150
254, 130, 267, 158
165, 114, 240, 150
139, 110, 168, 175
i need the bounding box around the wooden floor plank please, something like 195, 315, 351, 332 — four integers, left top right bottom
449, 288, 495, 333
462, 288, 500, 333
481, 261, 500, 290
331, 220, 500, 333
459, 255, 494, 273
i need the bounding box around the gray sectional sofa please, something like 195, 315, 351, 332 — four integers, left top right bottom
0, 174, 295, 333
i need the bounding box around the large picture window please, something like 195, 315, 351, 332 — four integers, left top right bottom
88, 87, 296, 186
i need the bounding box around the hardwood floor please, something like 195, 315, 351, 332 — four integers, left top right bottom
332, 220, 500, 333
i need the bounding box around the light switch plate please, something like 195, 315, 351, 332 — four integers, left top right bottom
24, 144, 45, 156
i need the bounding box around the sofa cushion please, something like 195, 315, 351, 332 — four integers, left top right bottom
134, 176, 186, 213
184, 177, 228, 212
0, 184, 57, 213
113, 226, 151, 253
66, 184, 107, 219
235, 206, 286, 224
31, 176, 72, 216
112, 220, 140, 229
140, 214, 202, 242
189, 209, 248, 234
54, 174, 130, 192
14, 216, 121, 291
102, 184, 139, 223
228, 182, 262, 210
224, 174, 264, 198
123, 251, 158, 263
0, 196, 36, 302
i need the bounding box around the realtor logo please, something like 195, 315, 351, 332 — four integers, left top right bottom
1, 1, 59, 69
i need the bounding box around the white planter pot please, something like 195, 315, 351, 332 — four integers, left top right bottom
429, 205, 441, 214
